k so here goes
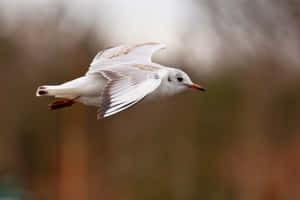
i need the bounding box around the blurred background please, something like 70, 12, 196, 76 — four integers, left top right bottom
1, 0, 300, 199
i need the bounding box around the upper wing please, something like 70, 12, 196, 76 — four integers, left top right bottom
87, 42, 166, 74
97, 64, 163, 119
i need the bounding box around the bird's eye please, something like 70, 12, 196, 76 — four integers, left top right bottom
177, 77, 183, 82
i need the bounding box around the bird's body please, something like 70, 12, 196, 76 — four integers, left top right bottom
36, 42, 205, 119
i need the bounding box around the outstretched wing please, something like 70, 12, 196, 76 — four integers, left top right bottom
87, 42, 166, 74
97, 64, 163, 119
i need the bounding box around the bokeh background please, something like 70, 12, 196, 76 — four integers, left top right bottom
1, 0, 300, 200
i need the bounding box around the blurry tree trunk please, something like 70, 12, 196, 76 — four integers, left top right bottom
59, 107, 88, 200
57, 43, 92, 200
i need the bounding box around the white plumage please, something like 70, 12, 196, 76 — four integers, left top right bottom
36, 42, 205, 119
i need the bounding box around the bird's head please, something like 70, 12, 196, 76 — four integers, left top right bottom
163, 68, 205, 95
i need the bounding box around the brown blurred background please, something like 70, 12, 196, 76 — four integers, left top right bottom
1, 0, 300, 200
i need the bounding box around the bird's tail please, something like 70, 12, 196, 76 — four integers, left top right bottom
36, 85, 78, 99
36, 85, 80, 110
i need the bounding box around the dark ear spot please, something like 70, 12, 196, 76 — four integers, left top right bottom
168, 76, 171, 82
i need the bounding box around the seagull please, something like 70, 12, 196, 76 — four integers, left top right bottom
36, 42, 205, 119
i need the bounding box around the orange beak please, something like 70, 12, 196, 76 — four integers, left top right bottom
186, 84, 206, 92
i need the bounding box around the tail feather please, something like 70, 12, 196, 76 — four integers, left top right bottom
36, 85, 78, 99
36, 86, 49, 96
37, 85, 80, 110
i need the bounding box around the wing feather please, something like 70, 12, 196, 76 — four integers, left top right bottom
87, 42, 165, 74
97, 66, 162, 119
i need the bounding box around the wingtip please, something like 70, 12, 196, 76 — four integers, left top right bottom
136, 42, 166, 49
96, 108, 104, 120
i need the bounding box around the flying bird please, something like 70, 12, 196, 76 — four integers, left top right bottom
36, 42, 205, 119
